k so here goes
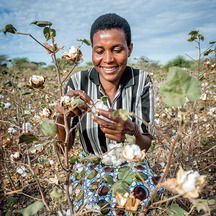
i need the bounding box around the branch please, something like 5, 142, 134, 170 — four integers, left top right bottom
52, 37, 62, 97
61, 63, 78, 85
0, 120, 22, 130
27, 153, 50, 211
15, 32, 52, 53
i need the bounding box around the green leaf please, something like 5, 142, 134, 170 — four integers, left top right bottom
112, 109, 129, 121
199, 34, 204, 41
203, 49, 214, 56
188, 30, 199, 36
19, 133, 38, 144
6, 197, 17, 205
77, 38, 92, 46
87, 169, 98, 179
69, 156, 79, 164
71, 98, 86, 109
209, 40, 216, 44
104, 175, 113, 184
112, 180, 129, 195
75, 191, 84, 201
194, 199, 216, 213
50, 188, 64, 203
3, 24, 17, 35
31, 21, 52, 27
160, 67, 201, 107
125, 134, 136, 144
118, 169, 136, 185
17, 82, 27, 89
79, 153, 100, 162
38, 155, 48, 165
100, 96, 109, 104
43, 27, 56, 41
40, 118, 56, 136
167, 204, 188, 216
28, 144, 44, 153
20, 201, 44, 216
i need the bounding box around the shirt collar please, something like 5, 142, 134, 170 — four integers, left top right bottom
88, 66, 135, 88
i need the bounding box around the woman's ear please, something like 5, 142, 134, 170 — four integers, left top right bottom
128, 43, 133, 57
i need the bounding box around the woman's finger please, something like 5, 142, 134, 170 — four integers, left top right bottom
66, 90, 93, 105
96, 109, 123, 123
104, 133, 125, 142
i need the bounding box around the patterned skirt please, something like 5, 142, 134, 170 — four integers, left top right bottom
69, 152, 162, 215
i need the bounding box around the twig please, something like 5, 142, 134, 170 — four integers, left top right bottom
0, 119, 22, 130
16, 32, 52, 53
52, 37, 62, 97
184, 53, 196, 61
145, 127, 182, 211
201, 144, 216, 155
54, 143, 69, 172
27, 153, 50, 211
152, 194, 182, 206
61, 64, 78, 84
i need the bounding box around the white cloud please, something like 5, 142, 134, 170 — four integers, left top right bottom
0, 0, 215, 65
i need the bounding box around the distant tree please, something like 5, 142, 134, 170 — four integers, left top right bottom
0, 54, 9, 65
12, 57, 29, 67
165, 56, 192, 70
85, 61, 93, 66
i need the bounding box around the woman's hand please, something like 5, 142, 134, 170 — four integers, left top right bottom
92, 109, 137, 142
56, 90, 93, 117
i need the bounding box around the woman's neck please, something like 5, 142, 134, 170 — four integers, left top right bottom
100, 78, 120, 103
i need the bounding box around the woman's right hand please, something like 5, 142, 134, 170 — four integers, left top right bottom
56, 90, 93, 117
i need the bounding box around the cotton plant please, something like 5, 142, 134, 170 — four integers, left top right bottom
61, 46, 83, 64
16, 165, 28, 177
3, 102, 11, 109
60, 95, 85, 111
101, 143, 126, 166
10, 152, 22, 162
122, 144, 146, 162
29, 75, 45, 88
116, 192, 140, 211
163, 166, 206, 200
91, 96, 114, 123
8, 127, 17, 134
39, 108, 52, 118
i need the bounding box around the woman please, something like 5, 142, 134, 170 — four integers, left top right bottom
57, 13, 159, 215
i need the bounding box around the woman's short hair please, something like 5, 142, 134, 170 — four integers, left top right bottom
90, 13, 131, 46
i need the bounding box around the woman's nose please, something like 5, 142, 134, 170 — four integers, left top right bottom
103, 51, 114, 63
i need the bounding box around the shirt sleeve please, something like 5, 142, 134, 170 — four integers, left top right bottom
139, 74, 155, 137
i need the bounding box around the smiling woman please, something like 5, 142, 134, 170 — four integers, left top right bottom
56, 13, 161, 215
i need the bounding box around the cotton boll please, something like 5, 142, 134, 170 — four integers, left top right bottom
4, 102, 11, 108
131, 144, 141, 157
8, 127, 17, 134
180, 171, 200, 192
113, 158, 126, 166
16, 166, 27, 176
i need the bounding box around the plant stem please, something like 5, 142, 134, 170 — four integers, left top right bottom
51, 37, 62, 97
152, 194, 182, 206
15, 32, 52, 53
27, 153, 50, 211
61, 63, 78, 85
145, 127, 182, 211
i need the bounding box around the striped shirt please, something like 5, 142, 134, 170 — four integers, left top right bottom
65, 66, 154, 156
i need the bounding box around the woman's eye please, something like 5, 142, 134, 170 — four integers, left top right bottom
113, 49, 122, 53
95, 49, 104, 54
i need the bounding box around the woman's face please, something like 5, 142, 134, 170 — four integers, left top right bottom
92, 29, 133, 85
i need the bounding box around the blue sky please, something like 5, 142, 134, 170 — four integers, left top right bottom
0, 0, 215, 66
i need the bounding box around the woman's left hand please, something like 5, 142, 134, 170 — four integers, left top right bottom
92, 109, 136, 142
